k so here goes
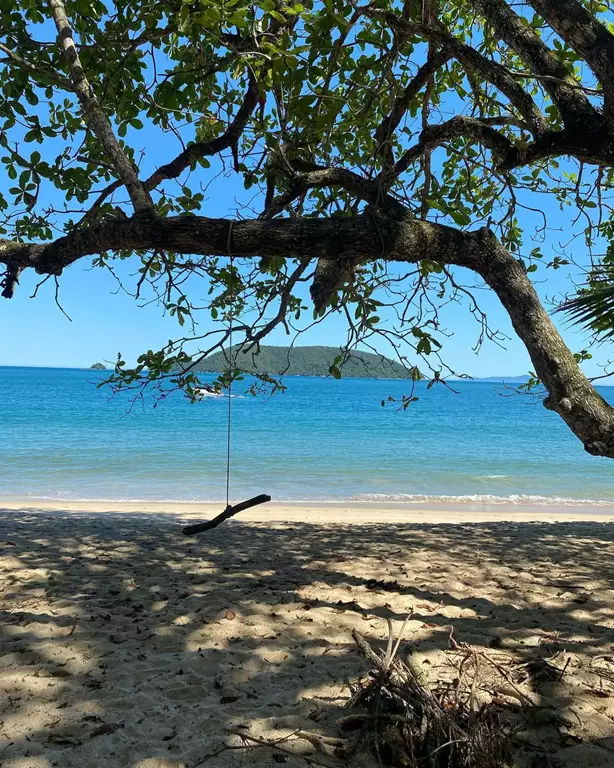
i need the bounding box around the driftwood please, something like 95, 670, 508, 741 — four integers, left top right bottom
182, 494, 271, 535
349, 627, 510, 767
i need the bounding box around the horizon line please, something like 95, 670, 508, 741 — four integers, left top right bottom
1, 363, 611, 385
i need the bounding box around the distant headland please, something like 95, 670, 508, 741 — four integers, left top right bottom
90, 362, 107, 370
194, 345, 418, 380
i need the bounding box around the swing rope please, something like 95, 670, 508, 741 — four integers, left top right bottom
181, 225, 271, 536
225, 255, 233, 510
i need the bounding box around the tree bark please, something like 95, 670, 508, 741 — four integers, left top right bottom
472, 0, 600, 128
47, 0, 152, 213
526, 0, 614, 128
475, 231, 614, 458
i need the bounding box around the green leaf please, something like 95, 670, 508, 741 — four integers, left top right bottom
268, 9, 286, 22
450, 210, 471, 227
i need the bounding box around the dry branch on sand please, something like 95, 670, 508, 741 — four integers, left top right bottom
342, 625, 511, 767
220, 617, 592, 768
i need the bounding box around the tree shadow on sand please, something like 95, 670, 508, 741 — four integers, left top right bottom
2, 509, 614, 767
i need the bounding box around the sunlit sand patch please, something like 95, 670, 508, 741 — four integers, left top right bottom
3, 757, 51, 768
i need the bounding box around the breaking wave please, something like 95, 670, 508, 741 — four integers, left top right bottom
351, 493, 614, 508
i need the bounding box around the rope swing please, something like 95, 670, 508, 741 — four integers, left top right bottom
183, 240, 271, 535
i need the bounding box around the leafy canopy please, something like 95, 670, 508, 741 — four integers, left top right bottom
1, 0, 613, 399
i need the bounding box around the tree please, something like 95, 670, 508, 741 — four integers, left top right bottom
2, 0, 614, 456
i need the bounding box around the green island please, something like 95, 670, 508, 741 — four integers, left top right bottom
90, 362, 107, 370
194, 345, 417, 379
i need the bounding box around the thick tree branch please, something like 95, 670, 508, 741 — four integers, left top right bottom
446, 40, 547, 137
47, 0, 152, 212
0, 213, 414, 274
262, 166, 406, 218
472, 0, 601, 129
479, 243, 614, 459
1, 210, 614, 457
390, 116, 515, 181
386, 113, 614, 178
525, 0, 614, 127
143, 75, 260, 191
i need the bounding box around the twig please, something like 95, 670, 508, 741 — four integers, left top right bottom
0, 41, 72, 90
226, 730, 337, 767
477, 651, 534, 707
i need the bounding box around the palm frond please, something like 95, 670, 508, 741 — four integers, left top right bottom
556, 266, 614, 340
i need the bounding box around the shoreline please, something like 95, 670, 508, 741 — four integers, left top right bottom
3, 497, 614, 523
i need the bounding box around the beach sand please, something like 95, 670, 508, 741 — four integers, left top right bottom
3, 501, 614, 767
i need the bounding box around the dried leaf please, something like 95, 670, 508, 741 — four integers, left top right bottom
90, 722, 123, 739
51, 668, 72, 678
47, 734, 81, 746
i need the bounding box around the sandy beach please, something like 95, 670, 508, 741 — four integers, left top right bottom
3, 501, 614, 767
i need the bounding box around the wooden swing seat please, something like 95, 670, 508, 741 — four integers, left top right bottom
182, 494, 271, 535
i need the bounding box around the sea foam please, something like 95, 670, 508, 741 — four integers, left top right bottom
351, 493, 614, 507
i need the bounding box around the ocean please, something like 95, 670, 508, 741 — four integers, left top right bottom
2, 365, 614, 508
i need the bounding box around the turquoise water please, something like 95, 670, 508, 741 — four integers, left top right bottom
2, 365, 614, 507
